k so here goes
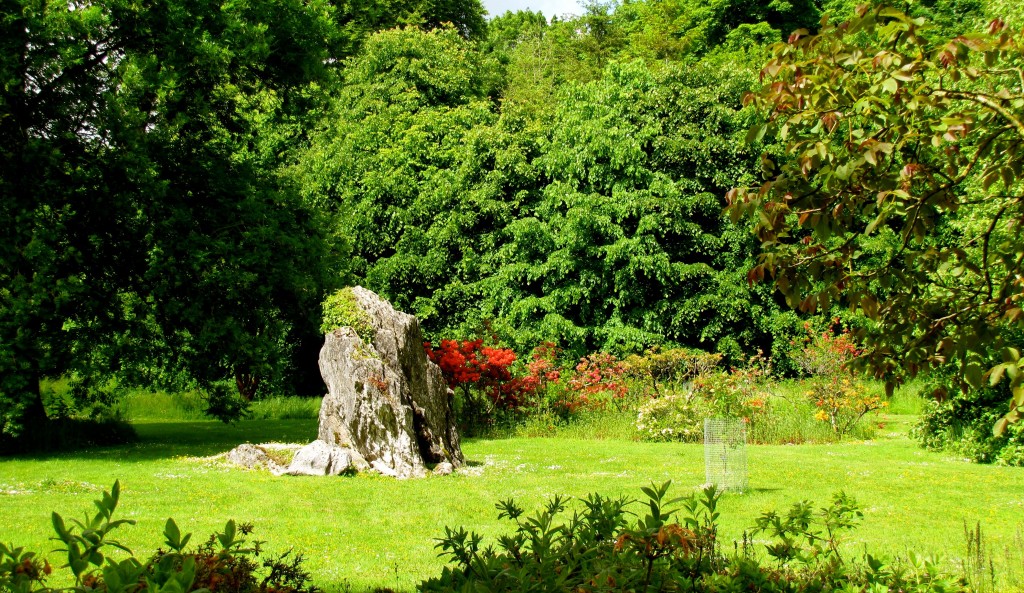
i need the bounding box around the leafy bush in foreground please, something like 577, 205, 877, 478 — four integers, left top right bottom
423, 482, 967, 593
0, 479, 974, 593
1, 481, 318, 593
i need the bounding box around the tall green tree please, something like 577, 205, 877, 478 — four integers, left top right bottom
611, 0, 822, 60
298, 26, 505, 328
482, 58, 797, 357
0, 0, 347, 438
486, 10, 611, 119
332, 0, 487, 56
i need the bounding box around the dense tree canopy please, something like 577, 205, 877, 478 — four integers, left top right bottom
0, 0, 349, 435
0, 0, 488, 441
3, 0, 1015, 445
481, 58, 790, 356
298, 21, 805, 361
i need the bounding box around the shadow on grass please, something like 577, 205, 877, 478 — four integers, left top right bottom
6, 419, 318, 462
133, 419, 318, 457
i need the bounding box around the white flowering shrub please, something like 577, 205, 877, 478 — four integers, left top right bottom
635, 394, 710, 442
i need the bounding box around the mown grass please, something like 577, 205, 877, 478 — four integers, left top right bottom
3, 401, 1024, 592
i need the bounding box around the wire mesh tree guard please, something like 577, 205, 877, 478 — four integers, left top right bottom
704, 418, 747, 491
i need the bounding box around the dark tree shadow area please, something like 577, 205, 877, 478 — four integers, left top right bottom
5, 419, 317, 462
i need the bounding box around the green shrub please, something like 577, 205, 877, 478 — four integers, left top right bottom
750, 381, 880, 445
422, 482, 968, 593
203, 381, 252, 423
914, 398, 1010, 464
634, 369, 771, 443
422, 482, 724, 593
910, 368, 1024, 464
635, 394, 712, 442
0, 481, 319, 593
884, 379, 927, 415
623, 348, 723, 396
490, 409, 638, 440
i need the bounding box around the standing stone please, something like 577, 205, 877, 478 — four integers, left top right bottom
314, 286, 463, 478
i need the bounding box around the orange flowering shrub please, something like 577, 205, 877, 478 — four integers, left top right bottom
792, 322, 860, 377
793, 323, 886, 437
503, 342, 562, 407
809, 376, 887, 438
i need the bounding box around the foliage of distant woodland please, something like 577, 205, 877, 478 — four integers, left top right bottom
4, 0, 1024, 448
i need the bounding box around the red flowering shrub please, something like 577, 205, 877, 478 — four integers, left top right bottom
426, 339, 483, 388
424, 339, 520, 430
792, 321, 861, 377
561, 352, 629, 413
570, 353, 628, 397
479, 346, 517, 407
512, 343, 562, 399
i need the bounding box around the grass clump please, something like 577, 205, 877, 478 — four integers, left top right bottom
492, 409, 638, 440
249, 397, 320, 421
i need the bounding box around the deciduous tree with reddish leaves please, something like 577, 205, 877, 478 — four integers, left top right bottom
727, 4, 1024, 432
498, 342, 564, 410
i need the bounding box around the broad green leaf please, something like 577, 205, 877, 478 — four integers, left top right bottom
745, 123, 768, 144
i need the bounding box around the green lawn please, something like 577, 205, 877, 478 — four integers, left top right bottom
2, 414, 1023, 592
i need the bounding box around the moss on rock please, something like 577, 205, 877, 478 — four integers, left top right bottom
320, 287, 374, 341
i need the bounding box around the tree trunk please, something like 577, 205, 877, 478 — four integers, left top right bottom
0, 370, 48, 452
235, 369, 260, 402
22, 381, 47, 427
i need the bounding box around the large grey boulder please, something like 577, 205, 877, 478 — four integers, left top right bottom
314, 286, 463, 478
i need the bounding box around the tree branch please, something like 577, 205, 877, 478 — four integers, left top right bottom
933, 89, 1024, 141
